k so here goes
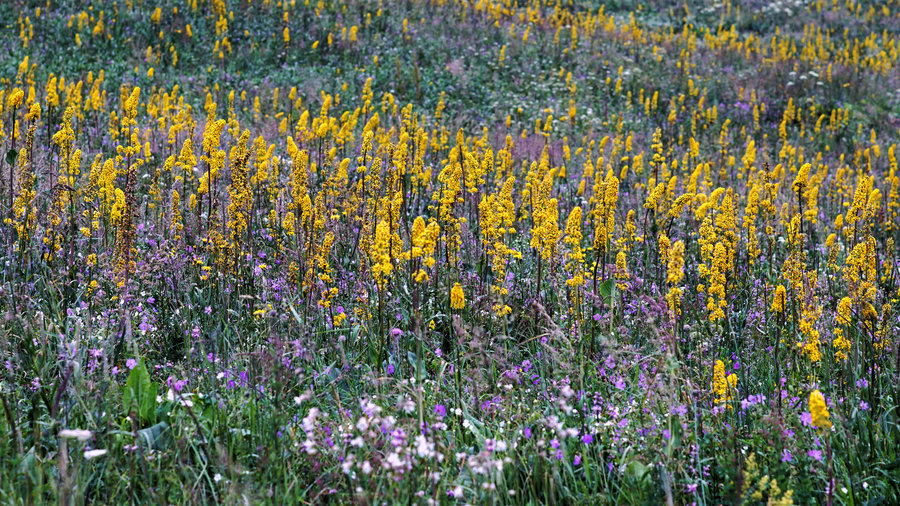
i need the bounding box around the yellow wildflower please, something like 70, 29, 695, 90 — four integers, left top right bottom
809, 390, 832, 429
450, 282, 465, 309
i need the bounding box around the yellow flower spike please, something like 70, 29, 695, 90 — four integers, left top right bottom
809, 390, 832, 429
836, 297, 853, 325
371, 220, 393, 288
564, 206, 585, 289
615, 250, 629, 289
771, 285, 787, 313
666, 240, 685, 285
450, 282, 465, 310
6, 88, 24, 108
711, 358, 738, 408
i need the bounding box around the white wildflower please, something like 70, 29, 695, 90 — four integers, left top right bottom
59, 429, 92, 442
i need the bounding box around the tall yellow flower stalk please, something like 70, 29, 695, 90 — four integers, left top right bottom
371, 219, 393, 373
315, 230, 337, 309
697, 188, 736, 323
170, 190, 183, 244
10, 103, 39, 244
176, 136, 197, 186
809, 390, 831, 429
887, 145, 899, 235
5, 88, 24, 222
665, 240, 685, 319
844, 175, 872, 241
436, 143, 463, 263
698, 214, 727, 322
564, 206, 586, 323
479, 176, 519, 316
371, 220, 393, 290
82, 153, 102, 240
47, 104, 80, 265
112, 88, 143, 285
615, 250, 629, 290
743, 183, 761, 264
409, 216, 439, 283
778, 213, 823, 363
591, 171, 619, 290
199, 99, 226, 232
450, 282, 465, 310
712, 359, 737, 407
843, 236, 877, 311
833, 297, 853, 362
715, 189, 737, 273
530, 192, 560, 299
286, 137, 311, 287
226, 129, 251, 265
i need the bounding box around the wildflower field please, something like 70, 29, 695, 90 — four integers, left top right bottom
1, 0, 900, 503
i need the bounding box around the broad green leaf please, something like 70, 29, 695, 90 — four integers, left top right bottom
124, 360, 156, 425
459, 404, 485, 445
137, 421, 170, 450
625, 460, 649, 484
599, 279, 615, 301
407, 350, 423, 378
665, 417, 683, 459
19, 449, 41, 486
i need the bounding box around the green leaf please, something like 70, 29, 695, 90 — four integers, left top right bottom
318, 362, 340, 385
144, 383, 158, 423
19, 449, 41, 486
459, 404, 485, 445
600, 279, 613, 297
665, 416, 683, 459
124, 360, 157, 425
625, 460, 649, 484
137, 422, 170, 450
407, 350, 423, 379
5, 149, 17, 166
599, 279, 614, 300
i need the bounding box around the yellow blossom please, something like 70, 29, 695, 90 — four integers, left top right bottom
450, 282, 465, 309
809, 390, 832, 429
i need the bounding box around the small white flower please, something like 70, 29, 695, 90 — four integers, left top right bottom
214, 473, 222, 483
415, 434, 435, 458
385, 452, 404, 469
342, 455, 355, 474
59, 429, 93, 442
83, 449, 108, 459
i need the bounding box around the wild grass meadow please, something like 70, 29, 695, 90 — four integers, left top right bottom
1, 0, 899, 503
